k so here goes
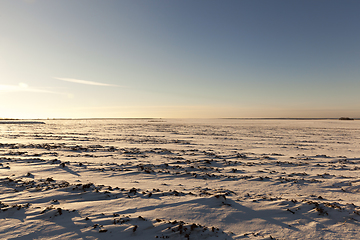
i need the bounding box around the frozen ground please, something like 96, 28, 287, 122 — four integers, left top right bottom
1, 119, 360, 239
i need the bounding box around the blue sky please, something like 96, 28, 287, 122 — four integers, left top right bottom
1, 0, 360, 118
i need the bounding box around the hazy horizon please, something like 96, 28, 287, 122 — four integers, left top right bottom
1, 1, 360, 119
0, 117, 358, 121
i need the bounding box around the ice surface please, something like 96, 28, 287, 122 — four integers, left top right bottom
1, 119, 360, 239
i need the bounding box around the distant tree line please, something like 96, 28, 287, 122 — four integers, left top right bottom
339, 117, 354, 120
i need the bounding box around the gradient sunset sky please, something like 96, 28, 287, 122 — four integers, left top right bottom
1, 0, 360, 119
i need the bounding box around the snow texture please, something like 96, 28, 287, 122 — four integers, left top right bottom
1, 119, 360, 239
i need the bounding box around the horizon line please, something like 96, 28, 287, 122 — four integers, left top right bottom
1, 117, 358, 121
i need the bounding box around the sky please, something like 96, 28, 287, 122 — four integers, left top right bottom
1, 0, 360, 119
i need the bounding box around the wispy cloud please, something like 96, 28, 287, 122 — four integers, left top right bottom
54, 77, 119, 87
0, 83, 55, 93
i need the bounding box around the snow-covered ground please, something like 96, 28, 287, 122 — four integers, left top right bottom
1, 119, 360, 239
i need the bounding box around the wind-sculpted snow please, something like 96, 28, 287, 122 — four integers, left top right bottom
1, 119, 360, 239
